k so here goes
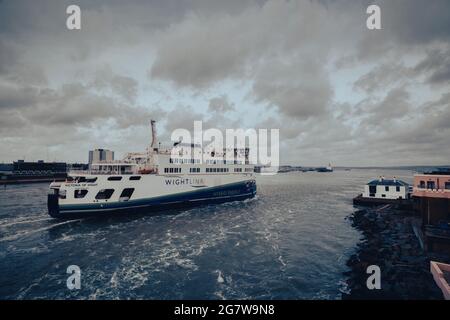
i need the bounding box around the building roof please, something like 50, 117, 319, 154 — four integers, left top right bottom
367, 179, 409, 187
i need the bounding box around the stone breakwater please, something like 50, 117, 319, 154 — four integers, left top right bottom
343, 205, 449, 299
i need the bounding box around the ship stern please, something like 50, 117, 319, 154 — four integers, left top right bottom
47, 193, 60, 218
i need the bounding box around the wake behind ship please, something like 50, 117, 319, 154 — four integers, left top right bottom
47, 121, 257, 218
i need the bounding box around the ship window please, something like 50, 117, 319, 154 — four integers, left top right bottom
119, 188, 134, 201
86, 177, 97, 183
130, 176, 141, 181
74, 189, 88, 199
108, 176, 122, 181
95, 189, 114, 200
427, 181, 435, 190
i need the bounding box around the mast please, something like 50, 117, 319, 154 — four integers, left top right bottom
150, 120, 157, 149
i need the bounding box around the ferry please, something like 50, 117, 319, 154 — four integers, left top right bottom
47, 121, 257, 218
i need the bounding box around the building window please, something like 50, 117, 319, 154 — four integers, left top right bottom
396, 186, 400, 192
78, 176, 97, 183
119, 188, 134, 201
385, 186, 389, 192
419, 181, 425, 188
445, 182, 450, 190
107, 176, 122, 181
427, 181, 435, 190
381, 194, 386, 198
95, 189, 114, 200
74, 189, 88, 199
130, 176, 141, 181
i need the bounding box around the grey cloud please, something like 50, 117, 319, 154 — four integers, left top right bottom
91, 67, 139, 103
414, 47, 450, 85
208, 95, 234, 113
253, 59, 333, 119
0, 0, 449, 165
0, 81, 154, 134
353, 63, 412, 93
0, 82, 39, 110
358, 87, 411, 126
379, 0, 450, 46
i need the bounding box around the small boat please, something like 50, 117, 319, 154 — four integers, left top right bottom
48, 120, 256, 218
316, 163, 333, 172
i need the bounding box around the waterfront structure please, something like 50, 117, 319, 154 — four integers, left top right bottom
413, 170, 450, 225
0, 163, 13, 173
13, 160, 67, 175
0, 160, 67, 184
88, 149, 114, 164
412, 169, 450, 252
430, 261, 450, 300
48, 120, 256, 218
353, 177, 411, 207
363, 177, 410, 200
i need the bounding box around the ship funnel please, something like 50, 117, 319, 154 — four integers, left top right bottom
150, 120, 157, 149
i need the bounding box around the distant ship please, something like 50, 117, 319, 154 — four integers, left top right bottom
48, 120, 257, 218
316, 163, 333, 172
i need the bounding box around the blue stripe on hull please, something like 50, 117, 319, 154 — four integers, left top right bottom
49, 180, 256, 218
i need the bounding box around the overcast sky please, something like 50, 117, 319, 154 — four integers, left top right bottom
0, 0, 449, 166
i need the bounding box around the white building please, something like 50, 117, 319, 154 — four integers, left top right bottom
363, 177, 410, 200
88, 149, 114, 164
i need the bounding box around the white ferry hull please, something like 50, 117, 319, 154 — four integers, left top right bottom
48, 174, 256, 218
